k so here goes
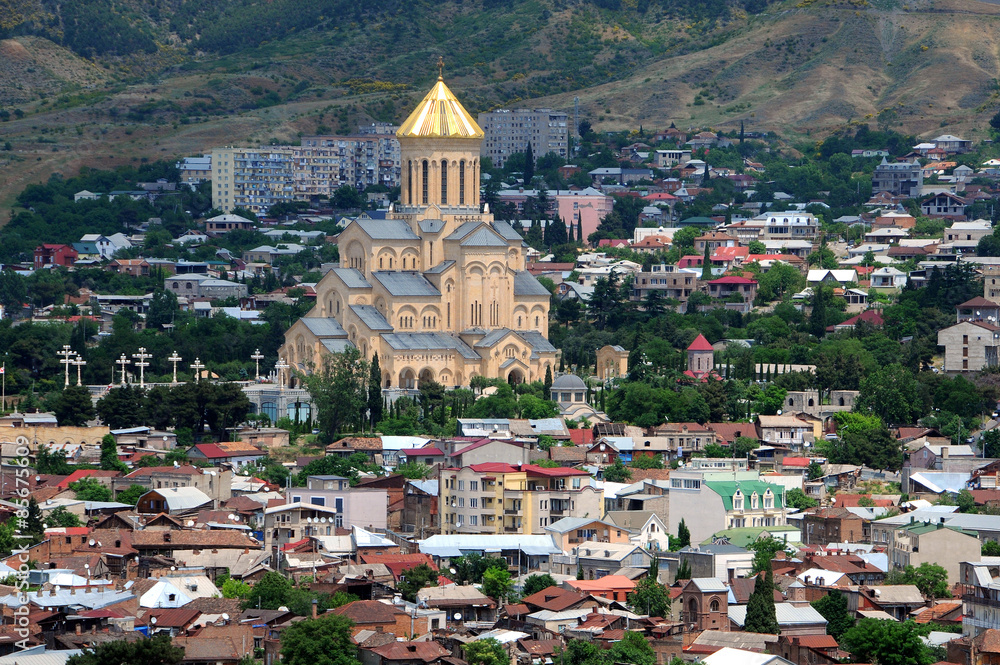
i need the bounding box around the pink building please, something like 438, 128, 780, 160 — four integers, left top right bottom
554, 188, 614, 242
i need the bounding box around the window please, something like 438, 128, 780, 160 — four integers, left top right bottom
441, 161, 448, 202
470, 481, 479, 491
422, 160, 429, 204
470, 515, 478, 526
458, 480, 465, 490
458, 497, 464, 507
710, 599, 720, 612
459, 160, 466, 205
310, 497, 326, 506
470, 498, 478, 508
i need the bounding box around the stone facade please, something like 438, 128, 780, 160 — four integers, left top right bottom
596, 345, 629, 381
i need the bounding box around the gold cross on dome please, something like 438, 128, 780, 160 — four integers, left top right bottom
437, 56, 444, 79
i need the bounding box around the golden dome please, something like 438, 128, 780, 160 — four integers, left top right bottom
397, 78, 484, 140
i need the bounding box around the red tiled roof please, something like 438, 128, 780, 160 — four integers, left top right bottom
791, 635, 839, 649
331, 600, 402, 624
782, 457, 810, 467
832, 494, 895, 508
371, 641, 450, 662
57, 470, 121, 489
522, 587, 589, 612
687, 334, 714, 351
192, 444, 230, 459
706, 423, 757, 444
467, 462, 519, 473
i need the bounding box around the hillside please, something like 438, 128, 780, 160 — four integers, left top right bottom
3, 0, 1000, 217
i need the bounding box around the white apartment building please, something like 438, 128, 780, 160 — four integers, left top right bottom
479, 109, 570, 167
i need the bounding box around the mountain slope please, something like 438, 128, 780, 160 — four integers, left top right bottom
3, 0, 1000, 216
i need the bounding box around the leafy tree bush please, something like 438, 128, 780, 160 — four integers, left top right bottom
280, 614, 360, 665
522, 574, 557, 597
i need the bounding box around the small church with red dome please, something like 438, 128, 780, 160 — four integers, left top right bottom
683, 334, 721, 381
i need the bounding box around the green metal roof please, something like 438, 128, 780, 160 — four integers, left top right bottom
702, 526, 799, 548
704, 480, 785, 511
899, 522, 979, 538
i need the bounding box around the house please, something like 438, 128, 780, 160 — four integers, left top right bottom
553, 541, 653, 579
108, 259, 151, 277
873, 516, 980, 583
416, 585, 496, 625
870, 266, 907, 289
729, 603, 827, 636
261, 501, 342, 552
801, 508, 865, 546
705, 276, 757, 312
187, 441, 266, 466
204, 214, 256, 234
938, 320, 1000, 372
668, 470, 788, 545
564, 575, 635, 602
544, 517, 631, 551
674, 543, 754, 581
762, 213, 818, 240
921, 192, 967, 219
603, 511, 671, 551
873, 158, 923, 197
807, 270, 858, 287
287, 475, 389, 531
135, 487, 213, 516
79, 233, 132, 260
365, 641, 450, 665
34, 244, 78, 270
946, 219, 993, 247
826, 309, 884, 333
933, 134, 973, 154
331, 600, 442, 638
757, 416, 813, 451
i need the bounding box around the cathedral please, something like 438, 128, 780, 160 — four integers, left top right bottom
279, 77, 557, 389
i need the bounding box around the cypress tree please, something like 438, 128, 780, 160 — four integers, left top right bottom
524, 142, 535, 185
544, 366, 553, 394
577, 216, 583, 243
678, 519, 691, 547
744, 568, 780, 634
368, 353, 382, 430
701, 244, 712, 280
739, 120, 745, 144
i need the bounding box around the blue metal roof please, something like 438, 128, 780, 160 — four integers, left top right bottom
372, 272, 440, 297
353, 219, 419, 240
330, 268, 371, 289
513, 271, 551, 297
300, 318, 348, 337
350, 305, 393, 331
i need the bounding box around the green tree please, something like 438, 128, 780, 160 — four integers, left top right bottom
243, 571, 292, 609
280, 614, 360, 665
96, 385, 146, 430
786, 488, 818, 510
331, 185, 363, 210
732, 436, 759, 460
70, 477, 112, 502
807, 461, 824, 480
396, 461, 432, 479
676, 559, 692, 580
677, 519, 691, 548
984, 541, 1000, 556
522, 573, 557, 597
222, 578, 252, 600
888, 563, 951, 599
464, 638, 507, 665
957, 489, 977, 513
855, 364, 926, 426
116, 484, 148, 506
743, 569, 779, 634
606, 632, 656, 665
24, 497, 43, 541
839, 618, 933, 665
577, 564, 584, 580
46, 506, 81, 527
54, 385, 96, 427
627, 558, 670, 618
35, 446, 72, 474
67, 635, 184, 665
630, 454, 664, 469
301, 348, 368, 442
748, 537, 792, 575
603, 458, 632, 483
100, 434, 128, 472
482, 567, 513, 603
811, 590, 855, 639
397, 563, 437, 602
368, 353, 383, 429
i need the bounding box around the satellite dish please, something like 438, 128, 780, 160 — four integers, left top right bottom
186, 520, 194, 527
84, 564, 89, 569
222, 613, 230, 621
278, 606, 289, 612
449, 568, 457, 575
171, 566, 176, 571
88, 539, 95, 547
150, 616, 158, 625
453, 613, 462, 621
228, 514, 236, 521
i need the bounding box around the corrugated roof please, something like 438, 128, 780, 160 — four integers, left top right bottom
321, 339, 356, 353
514, 271, 552, 297
353, 219, 419, 240
300, 317, 348, 337
418, 219, 446, 233
381, 332, 480, 359
350, 305, 393, 331
445, 221, 481, 241
419, 534, 561, 558
329, 267, 371, 289
150, 486, 213, 510
461, 227, 508, 247
492, 221, 523, 241
425, 260, 455, 274
728, 603, 826, 627
372, 271, 440, 297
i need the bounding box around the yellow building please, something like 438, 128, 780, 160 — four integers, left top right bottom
280, 78, 556, 388
440, 463, 602, 535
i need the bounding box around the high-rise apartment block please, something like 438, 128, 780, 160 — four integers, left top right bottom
211, 126, 401, 214
478, 109, 570, 167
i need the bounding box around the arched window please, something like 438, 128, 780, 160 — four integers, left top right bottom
839, 396, 846, 406
808, 398, 815, 407
422, 160, 429, 205
734, 490, 744, 511
751, 492, 759, 509
407, 161, 413, 205
459, 159, 466, 205
710, 599, 720, 612
441, 161, 448, 203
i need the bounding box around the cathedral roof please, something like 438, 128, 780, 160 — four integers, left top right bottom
350, 305, 394, 331
321, 339, 356, 353
517, 331, 558, 357
372, 271, 441, 297
381, 332, 481, 360
445, 221, 482, 241
687, 333, 714, 352
424, 261, 456, 274
300, 318, 348, 337
513, 271, 552, 297
491, 221, 523, 241
330, 267, 372, 289
353, 218, 419, 240
419, 219, 446, 233
461, 227, 508, 247
397, 78, 484, 140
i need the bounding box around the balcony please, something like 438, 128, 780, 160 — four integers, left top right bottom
964, 593, 1000, 609
504, 509, 519, 515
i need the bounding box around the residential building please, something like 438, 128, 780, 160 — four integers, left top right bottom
177, 154, 212, 185
564, 575, 635, 602
108, 258, 151, 277
114, 466, 233, 505
672, 544, 754, 581
946, 219, 992, 246
921, 192, 967, 220
552, 540, 653, 579
705, 276, 757, 312
439, 463, 600, 535
870, 267, 908, 289
211, 147, 296, 214
938, 320, 1000, 372
872, 516, 981, 583
801, 508, 865, 546
278, 78, 556, 390
757, 415, 814, 451
544, 517, 632, 551
933, 134, 973, 154
872, 158, 923, 197
630, 264, 700, 310
165, 274, 249, 300
761, 213, 818, 240
298, 132, 401, 195
669, 469, 788, 544
204, 213, 256, 234
402, 479, 439, 539
654, 149, 692, 167
34, 244, 78, 270
262, 501, 342, 552
286, 475, 389, 531
959, 560, 1000, 636
478, 108, 569, 167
